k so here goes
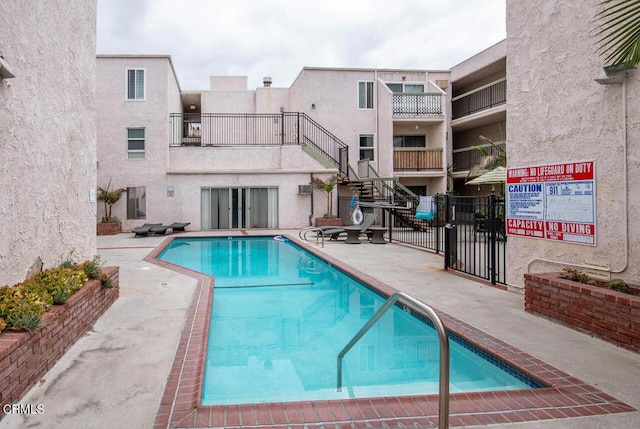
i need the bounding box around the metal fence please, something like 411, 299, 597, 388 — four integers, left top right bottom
370, 194, 507, 285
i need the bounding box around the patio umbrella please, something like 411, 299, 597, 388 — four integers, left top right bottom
465, 166, 506, 185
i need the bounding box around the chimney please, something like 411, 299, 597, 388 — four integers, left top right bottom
263, 76, 272, 88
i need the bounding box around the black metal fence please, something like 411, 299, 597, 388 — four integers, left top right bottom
377, 194, 507, 285
169, 112, 349, 175
452, 78, 506, 120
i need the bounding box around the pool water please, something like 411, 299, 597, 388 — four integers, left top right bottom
158, 236, 536, 405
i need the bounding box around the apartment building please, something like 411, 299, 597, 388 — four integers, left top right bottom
0, 0, 97, 286
97, 60, 451, 231
449, 40, 507, 195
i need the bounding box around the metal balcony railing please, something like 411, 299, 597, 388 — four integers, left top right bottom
452, 141, 506, 172
169, 112, 349, 175
392, 93, 443, 117
452, 78, 506, 120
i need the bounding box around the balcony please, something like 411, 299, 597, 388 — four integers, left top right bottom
452, 141, 505, 172
392, 93, 443, 118
452, 78, 506, 120
394, 148, 443, 172
169, 112, 349, 175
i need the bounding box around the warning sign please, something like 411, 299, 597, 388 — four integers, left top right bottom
506, 161, 596, 245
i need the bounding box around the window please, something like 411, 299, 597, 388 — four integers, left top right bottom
393, 135, 426, 148
386, 83, 424, 93
359, 134, 374, 161
127, 128, 145, 159
127, 68, 145, 100
358, 81, 374, 109
127, 187, 146, 220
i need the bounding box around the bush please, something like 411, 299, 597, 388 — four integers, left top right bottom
0, 255, 105, 333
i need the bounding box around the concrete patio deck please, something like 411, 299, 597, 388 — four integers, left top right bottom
1, 230, 638, 428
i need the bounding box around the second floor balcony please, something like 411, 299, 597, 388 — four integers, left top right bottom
452, 78, 506, 120
394, 148, 443, 172
452, 141, 506, 172
392, 93, 443, 118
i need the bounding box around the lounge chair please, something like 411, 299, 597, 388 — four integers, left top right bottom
149, 224, 171, 235
132, 223, 162, 237
167, 222, 190, 232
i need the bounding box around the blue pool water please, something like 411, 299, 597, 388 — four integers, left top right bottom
158, 236, 537, 405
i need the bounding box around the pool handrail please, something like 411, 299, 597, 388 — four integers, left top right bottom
298, 226, 325, 247
336, 291, 450, 429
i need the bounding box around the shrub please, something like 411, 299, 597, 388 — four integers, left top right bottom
606, 278, 631, 294
0, 256, 104, 332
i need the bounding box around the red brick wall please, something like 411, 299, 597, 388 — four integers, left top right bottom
0, 267, 119, 413
525, 272, 640, 354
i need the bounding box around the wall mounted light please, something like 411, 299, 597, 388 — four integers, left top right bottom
189, 104, 196, 110
167, 186, 175, 197
311, 103, 316, 109
594, 64, 636, 85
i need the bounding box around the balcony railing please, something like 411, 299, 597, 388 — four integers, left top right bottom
394, 148, 443, 171
392, 93, 443, 117
169, 112, 349, 175
452, 141, 506, 172
452, 78, 506, 120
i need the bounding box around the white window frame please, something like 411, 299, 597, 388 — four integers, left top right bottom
359, 134, 375, 161
127, 127, 146, 159
386, 82, 425, 93
126, 68, 146, 100
358, 81, 374, 109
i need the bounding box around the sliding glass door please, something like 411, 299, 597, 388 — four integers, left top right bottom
201, 187, 278, 229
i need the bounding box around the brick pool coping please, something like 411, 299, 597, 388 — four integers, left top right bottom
147, 235, 634, 428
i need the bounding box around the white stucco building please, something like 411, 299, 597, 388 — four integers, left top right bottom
0, 0, 97, 286
96, 59, 451, 231
506, 0, 639, 288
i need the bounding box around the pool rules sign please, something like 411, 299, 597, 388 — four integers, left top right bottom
506, 161, 596, 246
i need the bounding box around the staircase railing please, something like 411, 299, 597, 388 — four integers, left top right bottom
169, 112, 349, 176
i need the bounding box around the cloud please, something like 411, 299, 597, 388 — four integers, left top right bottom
97, 0, 506, 90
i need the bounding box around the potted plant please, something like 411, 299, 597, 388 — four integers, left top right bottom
311, 175, 342, 227
96, 179, 126, 235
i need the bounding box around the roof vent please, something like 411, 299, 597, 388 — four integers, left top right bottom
263, 76, 272, 87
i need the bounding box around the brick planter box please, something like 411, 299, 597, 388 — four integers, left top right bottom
315, 217, 342, 227
0, 267, 119, 414
524, 272, 640, 354
97, 222, 121, 235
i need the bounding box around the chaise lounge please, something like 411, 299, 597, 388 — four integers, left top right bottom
132, 223, 162, 237
315, 214, 377, 241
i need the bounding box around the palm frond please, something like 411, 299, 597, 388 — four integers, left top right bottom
595, 0, 640, 67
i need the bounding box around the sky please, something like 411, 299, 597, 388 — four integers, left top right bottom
96, 0, 506, 91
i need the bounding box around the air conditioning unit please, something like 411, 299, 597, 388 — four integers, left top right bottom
297, 185, 312, 194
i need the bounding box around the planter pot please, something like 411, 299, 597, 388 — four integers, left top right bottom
525, 272, 640, 354
315, 218, 342, 227
97, 222, 122, 235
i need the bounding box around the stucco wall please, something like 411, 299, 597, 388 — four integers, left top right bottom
506, 0, 640, 288
0, 0, 97, 286
96, 56, 181, 232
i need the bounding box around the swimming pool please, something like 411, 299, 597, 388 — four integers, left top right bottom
158, 236, 537, 405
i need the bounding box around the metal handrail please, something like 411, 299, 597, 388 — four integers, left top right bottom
298, 227, 325, 248
336, 291, 450, 429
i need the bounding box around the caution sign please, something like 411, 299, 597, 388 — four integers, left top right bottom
506, 161, 596, 246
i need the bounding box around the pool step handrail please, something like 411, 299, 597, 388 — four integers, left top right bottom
298, 227, 325, 247
336, 291, 450, 429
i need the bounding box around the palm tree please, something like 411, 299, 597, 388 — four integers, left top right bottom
594, 0, 640, 68
97, 179, 126, 223
467, 135, 507, 179
311, 175, 340, 218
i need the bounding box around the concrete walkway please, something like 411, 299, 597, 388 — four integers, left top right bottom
1, 230, 638, 428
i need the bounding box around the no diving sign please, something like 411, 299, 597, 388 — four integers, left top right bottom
506, 161, 596, 246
